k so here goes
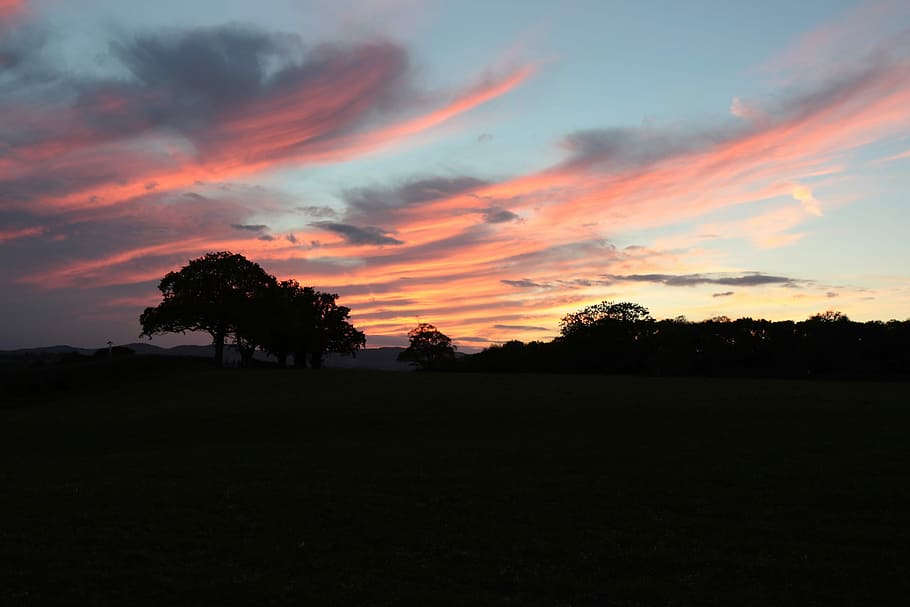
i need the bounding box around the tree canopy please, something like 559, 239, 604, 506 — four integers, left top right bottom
140, 252, 274, 366
559, 301, 654, 337
461, 302, 910, 379
398, 323, 456, 370
140, 252, 365, 367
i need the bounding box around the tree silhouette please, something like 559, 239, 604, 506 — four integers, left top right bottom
241, 279, 307, 368
301, 289, 365, 369
556, 301, 654, 372
807, 310, 850, 323
559, 301, 653, 337
140, 254, 366, 368
140, 252, 275, 366
462, 301, 910, 380
230, 279, 366, 369
398, 323, 456, 370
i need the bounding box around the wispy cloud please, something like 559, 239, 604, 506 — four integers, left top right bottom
501, 278, 544, 289
0, 25, 533, 213
311, 222, 404, 246
879, 148, 910, 163
4, 4, 910, 348
0, 0, 23, 22
493, 324, 549, 332
604, 273, 802, 288
482, 208, 520, 224
0, 225, 44, 243
469, 23, 910, 243
343, 176, 489, 224
296, 205, 340, 218
231, 223, 269, 232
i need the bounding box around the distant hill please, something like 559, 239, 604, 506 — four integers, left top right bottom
124, 342, 217, 358
1, 343, 412, 371
325, 347, 411, 371
2, 345, 98, 357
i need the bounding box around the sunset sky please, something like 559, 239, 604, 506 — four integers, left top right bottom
2, 0, 909, 351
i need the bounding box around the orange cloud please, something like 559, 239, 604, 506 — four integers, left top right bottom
7, 12, 910, 348
19, 44, 907, 341
326, 48, 910, 340
9, 64, 532, 214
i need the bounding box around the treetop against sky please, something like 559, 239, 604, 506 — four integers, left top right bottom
1, 0, 909, 350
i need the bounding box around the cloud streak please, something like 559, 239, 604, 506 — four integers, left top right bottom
311, 222, 404, 246
1, 25, 532, 213
343, 176, 489, 225
493, 324, 549, 332
604, 273, 802, 288
0, 225, 44, 243
501, 279, 544, 289
3, 5, 910, 349
231, 224, 269, 232
0, 0, 23, 22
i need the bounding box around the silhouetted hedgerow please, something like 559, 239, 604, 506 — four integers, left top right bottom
458, 303, 910, 379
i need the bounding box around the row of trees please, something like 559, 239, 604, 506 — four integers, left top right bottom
459, 301, 910, 379
138, 254, 906, 379
140, 252, 365, 367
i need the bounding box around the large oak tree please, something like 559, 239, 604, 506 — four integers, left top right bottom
140, 252, 366, 368
140, 252, 276, 366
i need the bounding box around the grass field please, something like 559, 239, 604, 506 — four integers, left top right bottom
2, 360, 908, 605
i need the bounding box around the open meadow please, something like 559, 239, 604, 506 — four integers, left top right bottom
2, 359, 908, 605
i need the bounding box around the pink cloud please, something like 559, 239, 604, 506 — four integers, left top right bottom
0, 0, 23, 19
0, 225, 44, 243
7, 11, 910, 347
879, 148, 910, 163
34, 37, 905, 333
762, 0, 910, 83
3, 60, 532, 213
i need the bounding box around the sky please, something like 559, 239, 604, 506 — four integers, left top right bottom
1, 0, 909, 351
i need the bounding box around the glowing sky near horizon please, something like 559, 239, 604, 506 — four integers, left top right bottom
2, 0, 910, 351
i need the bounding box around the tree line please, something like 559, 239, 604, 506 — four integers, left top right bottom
456, 302, 910, 379
139, 253, 908, 379
140, 252, 365, 367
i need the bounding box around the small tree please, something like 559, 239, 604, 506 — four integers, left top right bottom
398, 323, 456, 370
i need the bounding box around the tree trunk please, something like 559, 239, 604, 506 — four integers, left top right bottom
277, 352, 288, 368
213, 331, 225, 367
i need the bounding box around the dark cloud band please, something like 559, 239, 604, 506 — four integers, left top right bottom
605, 273, 800, 287
311, 222, 404, 246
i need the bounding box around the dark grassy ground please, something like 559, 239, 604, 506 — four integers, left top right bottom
2, 359, 908, 605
